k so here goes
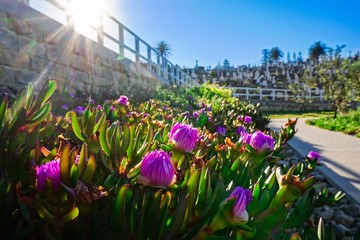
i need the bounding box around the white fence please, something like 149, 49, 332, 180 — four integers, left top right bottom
18, 0, 192, 87
228, 87, 325, 101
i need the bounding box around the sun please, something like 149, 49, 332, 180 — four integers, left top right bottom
67, 0, 103, 40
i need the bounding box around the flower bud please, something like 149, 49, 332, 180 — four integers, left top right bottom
226, 186, 252, 223
169, 123, 199, 153
140, 150, 175, 187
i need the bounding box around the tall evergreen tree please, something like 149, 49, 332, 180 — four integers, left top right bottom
287, 52, 291, 63
261, 49, 270, 65
297, 52, 303, 62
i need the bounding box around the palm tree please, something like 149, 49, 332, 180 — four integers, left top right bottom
155, 40, 172, 58
308, 41, 327, 63
269, 47, 284, 64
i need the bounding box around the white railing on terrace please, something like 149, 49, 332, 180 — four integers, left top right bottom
17, 0, 192, 87
228, 87, 325, 102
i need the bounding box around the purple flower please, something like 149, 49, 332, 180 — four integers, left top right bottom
307, 151, 321, 162
235, 126, 247, 135
61, 104, 69, 110
248, 131, 274, 152
216, 126, 227, 136
116, 95, 129, 106
36, 158, 61, 191
193, 111, 199, 118
244, 116, 252, 124
140, 150, 175, 187
96, 105, 102, 110
241, 132, 252, 144
110, 106, 116, 111
144, 113, 149, 118
75, 106, 85, 115
169, 123, 199, 152
226, 186, 252, 223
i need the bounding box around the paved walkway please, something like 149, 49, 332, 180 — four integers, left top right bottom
269, 118, 360, 205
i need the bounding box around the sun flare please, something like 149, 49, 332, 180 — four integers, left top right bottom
67, 0, 103, 40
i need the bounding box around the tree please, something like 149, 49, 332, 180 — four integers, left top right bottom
223, 59, 230, 69
297, 52, 303, 62
269, 47, 284, 64
308, 41, 327, 63
155, 40, 172, 58
261, 49, 270, 65
287, 52, 291, 63
293, 52, 297, 62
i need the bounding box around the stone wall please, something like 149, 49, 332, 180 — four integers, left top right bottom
0, 1, 163, 102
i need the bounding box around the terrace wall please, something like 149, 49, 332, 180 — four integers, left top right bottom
0, 1, 163, 102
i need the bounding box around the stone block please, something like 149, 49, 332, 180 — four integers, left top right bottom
71, 69, 89, 83
0, 48, 30, 69
101, 68, 114, 80
15, 69, 38, 89
0, 10, 8, 28
31, 56, 46, 73
71, 55, 90, 72
7, 14, 29, 36
27, 24, 44, 42
46, 45, 71, 66
18, 36, 46, 58
0, 65, 16, 86
0, 27, 17, 51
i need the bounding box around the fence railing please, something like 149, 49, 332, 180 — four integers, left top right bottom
228, 87, 325, 101
18, 0, 192, 87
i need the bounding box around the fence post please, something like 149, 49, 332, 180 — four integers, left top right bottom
118, 26, 125, 58
272, 90, 275, 101
135, 38, 140, 63
260, 89, 263, 100
147, 46, 152, 70
97, 14, 104, 46
246, 88, 249, 100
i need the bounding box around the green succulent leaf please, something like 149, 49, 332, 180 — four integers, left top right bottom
60, 144, 71, 185
82, 154, 96, 183
25, 82, 35, 110
61, 207, 79, 224
99, 121, 111, 156
72, 112, 85, 141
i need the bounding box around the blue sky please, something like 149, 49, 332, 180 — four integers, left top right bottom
109, 0, 360, 68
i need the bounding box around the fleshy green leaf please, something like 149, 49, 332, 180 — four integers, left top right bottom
72, 112, 85, 141
60, 144, 71, 185
82, 154, 96, 183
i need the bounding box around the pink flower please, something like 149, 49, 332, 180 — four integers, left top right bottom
244, 116, 252, 124
36, 158, 61, 191
248, 131, 274, 152
169, 123, 199, 153
307, 151, 320, 162
140, 150, 175, 187
116, 95, 129, 106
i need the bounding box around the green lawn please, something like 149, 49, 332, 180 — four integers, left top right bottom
264, 111, 334, 119
306, 109, 360, 138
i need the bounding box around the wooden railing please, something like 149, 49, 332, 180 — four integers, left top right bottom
19, 0, 192, 87
228, 87, 325, 101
